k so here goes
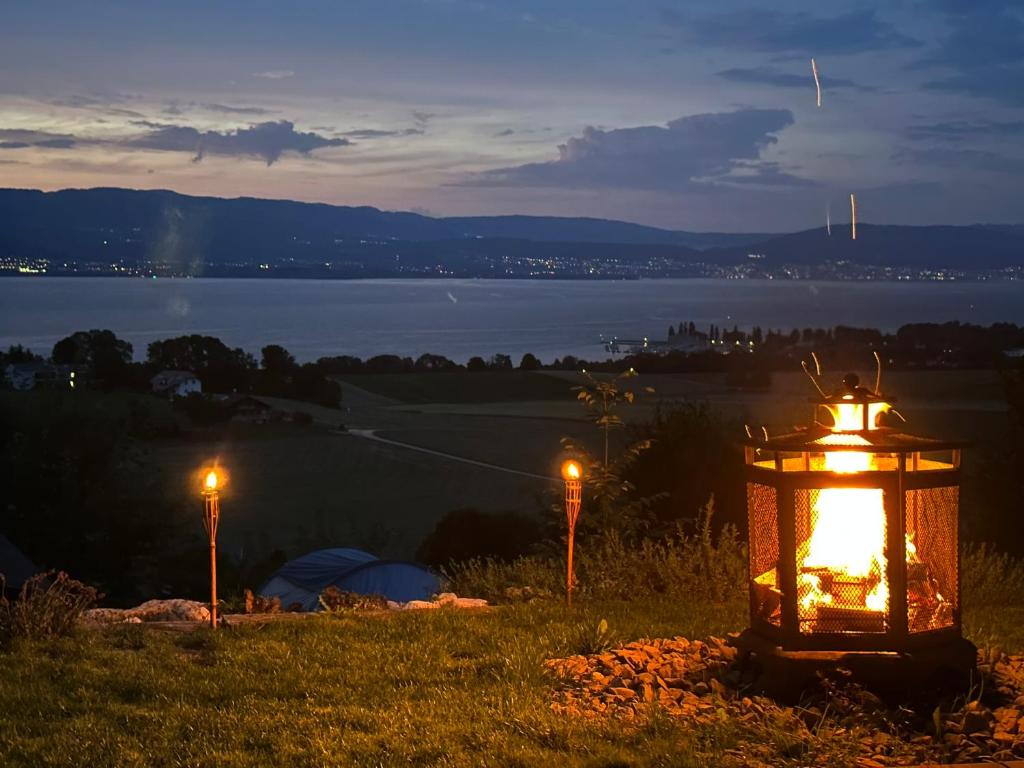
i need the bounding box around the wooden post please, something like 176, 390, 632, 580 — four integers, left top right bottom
203, 491, 220, 629
564, 478, 582, 607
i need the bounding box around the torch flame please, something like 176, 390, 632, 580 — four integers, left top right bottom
204, 470, 219, 491
562, 460, 581, 481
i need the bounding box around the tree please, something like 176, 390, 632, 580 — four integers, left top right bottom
489, 354, 513, 370
0, 345, 41, 366
466, 356, 487, 372
626, 402, 745, 535
518, 353, 542, 371
560, 368, 656, 534
147, 335, 255, 393
260, 344, 297, 377
52, 329, 132, 383
414, 353, 458, 372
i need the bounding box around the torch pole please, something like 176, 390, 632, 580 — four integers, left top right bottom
202, 490, 220, 629
564, 478, 582, 607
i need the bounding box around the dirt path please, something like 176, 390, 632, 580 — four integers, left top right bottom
345, 428, 559, 482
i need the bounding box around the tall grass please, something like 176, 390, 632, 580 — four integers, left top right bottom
445, 507, 747, 607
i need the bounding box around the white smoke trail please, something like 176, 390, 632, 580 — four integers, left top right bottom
811, 58, 822, 107
826, 203, 832, 236
446, 291, 458, 304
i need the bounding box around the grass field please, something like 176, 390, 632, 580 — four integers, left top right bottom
340, 371, 575, 404
1, 596, 1022, 768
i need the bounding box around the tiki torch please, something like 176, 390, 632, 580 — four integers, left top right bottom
201, 468, 221, 629
561, 459, 583, 607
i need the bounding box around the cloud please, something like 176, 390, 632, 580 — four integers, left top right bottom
201, 103, 276, 116
45, 94, 145, 118
716, 66, 872, 91
494, 128, 516, 137
126, 120, 349, 165
0, 129, 76, 150
339, 128, 425, 139
253, 70, 295, 80
660, 8, 919, 55
893, 147, 1024, 175
462, 108, 797, 192
907, 119, 1024, 142
916, 1, 1024, 106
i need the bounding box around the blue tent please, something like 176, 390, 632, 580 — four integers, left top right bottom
258, 548, 440, 611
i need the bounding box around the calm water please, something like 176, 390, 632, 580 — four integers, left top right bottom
2, 277, 1024, 363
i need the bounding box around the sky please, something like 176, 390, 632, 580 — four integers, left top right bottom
1, 0, 1022, 231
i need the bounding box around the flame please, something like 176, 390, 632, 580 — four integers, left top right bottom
562, 460, 581, 481
826, 398, 889, 431
204, 470, 219, 491
798, 401, 889, 628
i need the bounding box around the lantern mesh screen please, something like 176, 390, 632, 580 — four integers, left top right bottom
747, 482, 781, 626
795, 488, 889, 634
905, 486, 958, 633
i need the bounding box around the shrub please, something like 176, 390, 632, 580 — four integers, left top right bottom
0, 571, 100, 645
417, 508, 545, 567
318, 586, 388, 613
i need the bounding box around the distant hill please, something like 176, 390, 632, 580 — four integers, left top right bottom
709, 224, 1024, 270
0, 187, 1021, 274
445, 215, 770, 250
0, 187, 762, 255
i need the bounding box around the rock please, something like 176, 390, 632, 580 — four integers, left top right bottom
402, 600, 439, 610
83, 599, 211, 624
962, 709, 991, 735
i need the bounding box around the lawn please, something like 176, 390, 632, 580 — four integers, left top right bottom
1, 596, 1022, 768
0, 598, 745, 768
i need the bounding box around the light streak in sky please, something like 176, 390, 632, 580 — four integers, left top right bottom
811, 58, 822, 107
850, 193, 858, 240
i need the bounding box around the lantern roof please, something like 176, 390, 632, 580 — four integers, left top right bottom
742, 424, 965, 453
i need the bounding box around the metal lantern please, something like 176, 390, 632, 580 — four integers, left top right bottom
741, 369, 966, 656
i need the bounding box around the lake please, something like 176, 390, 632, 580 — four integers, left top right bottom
2, 277, 1024, 363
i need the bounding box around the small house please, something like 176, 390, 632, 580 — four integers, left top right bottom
151, 370, 202, 398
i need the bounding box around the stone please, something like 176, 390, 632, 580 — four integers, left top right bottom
83, 599, 211, 624
962, 709, 991, 735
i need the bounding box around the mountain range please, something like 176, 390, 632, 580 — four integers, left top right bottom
0, 187, 1021, 275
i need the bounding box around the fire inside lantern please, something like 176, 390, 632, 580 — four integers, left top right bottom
744, 364, 962, 652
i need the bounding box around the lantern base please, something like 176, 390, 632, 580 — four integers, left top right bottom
730, 629, 977, 704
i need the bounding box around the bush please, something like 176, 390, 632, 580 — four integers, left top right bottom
0, 571, 100, 645
417, 508, 545, 567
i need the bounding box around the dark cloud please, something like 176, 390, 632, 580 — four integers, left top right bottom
463, 108, 797, 192
494, 129, 516, 137
0, 129, 76, 150
716, 66, 872, 91
412, 111, 435, 125
127, 120, 349, 165
339, 128, 424, 139
907, 119, 1024, 142
660, 8, 919, 55
917, 1, 1024, 106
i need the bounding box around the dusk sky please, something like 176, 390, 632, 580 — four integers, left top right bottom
2, 0, 1022, 231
